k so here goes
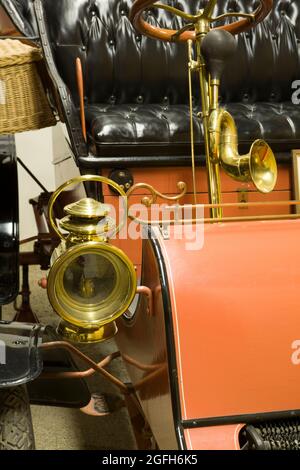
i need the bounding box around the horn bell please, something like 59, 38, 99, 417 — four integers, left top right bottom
249, 139, 278, 194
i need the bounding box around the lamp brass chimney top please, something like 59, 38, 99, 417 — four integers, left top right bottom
59, 198, 114, 243
64, 198, 111, 219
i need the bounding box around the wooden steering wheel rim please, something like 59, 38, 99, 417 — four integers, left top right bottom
130, 0, 273, 41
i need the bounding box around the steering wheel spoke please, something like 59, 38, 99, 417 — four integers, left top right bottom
171, 23, 197, 42
211, 12, 256, 24
202, 0, 218, 20
153, 3, 201, 23
130, 0, 273, 42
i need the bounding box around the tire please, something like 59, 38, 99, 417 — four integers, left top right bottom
0, 386, 35, 450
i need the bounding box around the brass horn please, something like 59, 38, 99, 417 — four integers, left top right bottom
199, 29, 277, 211
208, 107, 277, 193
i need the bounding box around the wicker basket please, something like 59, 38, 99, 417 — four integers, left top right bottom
0, 39, 56, 134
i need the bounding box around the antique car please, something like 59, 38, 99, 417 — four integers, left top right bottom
1, 0, 300, 451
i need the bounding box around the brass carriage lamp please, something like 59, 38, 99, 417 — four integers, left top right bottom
46, 176, 136, 343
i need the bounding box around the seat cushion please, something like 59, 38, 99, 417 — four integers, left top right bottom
86, 102, 300, 158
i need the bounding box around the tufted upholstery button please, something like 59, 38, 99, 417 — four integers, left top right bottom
82, 46, 86, 52
91, 11, 96, 17
121, 10, 126, 16
136, 35, 141, 42
109, 95, 116, 104
136, 96, 144, 104
109, 40, 115, 46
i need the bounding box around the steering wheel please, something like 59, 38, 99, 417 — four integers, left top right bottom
130, 0, 273, 42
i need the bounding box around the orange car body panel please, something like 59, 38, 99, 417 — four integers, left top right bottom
184, 424, 245, 450
156, 219, 300, 420
113, 163, 298, 449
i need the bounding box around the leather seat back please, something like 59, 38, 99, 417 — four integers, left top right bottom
4, 0, 300, 106
38, 0, 300, 107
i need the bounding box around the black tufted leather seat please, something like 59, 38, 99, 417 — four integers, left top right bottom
3, 0, 300, 165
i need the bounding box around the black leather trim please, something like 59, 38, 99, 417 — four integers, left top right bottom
33, 0, 88, 161
86, 102, 300, 159
2, 0, 36, 37
0, 136, 19, 305
78, 153, 292, 169
182, 409, 300, 429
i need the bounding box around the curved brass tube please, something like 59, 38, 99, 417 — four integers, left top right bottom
208, 108, 277, 193
209, 108, 248, 179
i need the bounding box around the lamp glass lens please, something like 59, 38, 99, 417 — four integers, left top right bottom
63, 253, 117, 305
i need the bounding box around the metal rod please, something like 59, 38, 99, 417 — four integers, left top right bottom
196, 22, 222, 219
188, 40, 198, 205
136, 285, 154, 316
129, 213, 300, 226
17, 158, 49, 193
122, 354, 165, 372
212, 12, 255, 23
134, 365, 167, 391
20, 236, 38, 245
40, 351, 120, 380
40, 341, 131, 394
132, 199, 300, 210
184, 199, 300, 209
202, 0, 218, 19
153, 3, 200, 23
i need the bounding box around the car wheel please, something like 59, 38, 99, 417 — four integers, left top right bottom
0, 386, 35, 450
